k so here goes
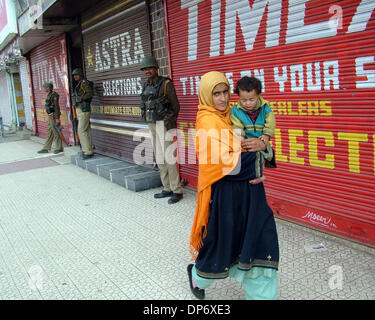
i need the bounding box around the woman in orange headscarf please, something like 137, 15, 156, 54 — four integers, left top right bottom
187, 71, 279, 300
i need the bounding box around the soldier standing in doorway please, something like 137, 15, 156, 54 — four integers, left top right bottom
72, 68, 94, 160
140, 56, 183, 204
37, 82, 63, 154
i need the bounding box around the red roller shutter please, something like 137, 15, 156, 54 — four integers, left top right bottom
166, 0, 375, 247
30, 34, 74, 145
81, 0, 153, 163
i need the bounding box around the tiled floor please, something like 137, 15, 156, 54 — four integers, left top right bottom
0, 140, 374, 300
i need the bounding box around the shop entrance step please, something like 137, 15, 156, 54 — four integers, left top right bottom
70, 154, 161, 192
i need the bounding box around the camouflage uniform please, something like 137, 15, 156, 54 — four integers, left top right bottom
41, 90, 62, 152
74, 78, 94, 156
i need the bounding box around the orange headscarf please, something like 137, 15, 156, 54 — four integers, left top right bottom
190, 71, 242, 260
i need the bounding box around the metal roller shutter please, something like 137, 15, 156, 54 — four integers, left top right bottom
166, 0, 375, 246
81, 0, 153, 163
29, 34, 74, 145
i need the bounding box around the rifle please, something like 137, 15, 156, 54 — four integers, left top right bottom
71, 97, 80, 145
52, 122, 67, 146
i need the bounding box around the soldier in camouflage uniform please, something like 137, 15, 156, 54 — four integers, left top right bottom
37, 82, 63, 154
72, 68, 94, 160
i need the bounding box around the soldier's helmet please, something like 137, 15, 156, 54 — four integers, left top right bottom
140, 56, 159, 70
72, 68, 84, 76
43, 82, 53, 90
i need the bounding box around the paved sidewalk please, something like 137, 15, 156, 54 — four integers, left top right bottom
0, 139, 374, 300
0, 128, 32, 145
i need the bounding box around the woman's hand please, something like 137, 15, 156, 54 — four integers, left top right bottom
242, 137, 267, 152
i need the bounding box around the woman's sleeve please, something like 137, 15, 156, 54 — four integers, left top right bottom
223, 152, 257, 181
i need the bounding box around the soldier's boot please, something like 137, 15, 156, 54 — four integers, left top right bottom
81, 153, 94, 160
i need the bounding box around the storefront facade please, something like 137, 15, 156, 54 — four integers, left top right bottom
165, 0, 375, 246
29, 34, 74, 145
81, 0, 153, 162
0, 0, 21, 131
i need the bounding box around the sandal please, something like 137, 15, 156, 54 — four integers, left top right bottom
187, 264, 205, 300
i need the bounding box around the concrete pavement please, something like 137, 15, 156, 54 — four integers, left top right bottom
0, 138, 374, 300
